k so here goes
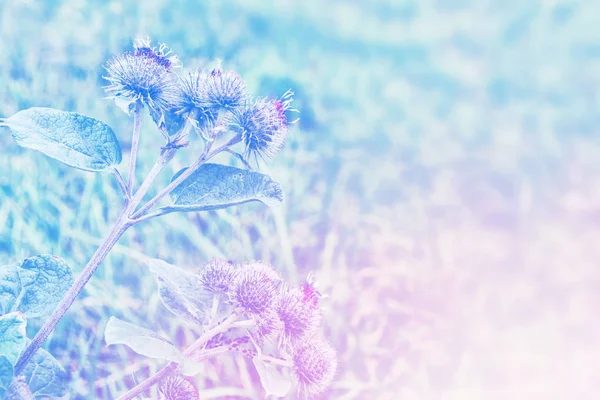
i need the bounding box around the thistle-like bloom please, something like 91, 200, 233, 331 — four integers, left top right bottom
228, 262, 281, 315
252, 308, 284, 344
176, 65, 247, 114
293, 339, 337, 398
228, 90, 295, 162
158, 374, 199, 400
277, 283, 321, 346
104, 36, 180, 113
197, 259, 238, 295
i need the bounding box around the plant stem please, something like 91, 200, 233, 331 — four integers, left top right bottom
131, 134, 241, 220
185, 311, 239, 356
116, 313, 240, 400
128, 146, 176, 216
118, 363, 176, 400
261, 355, 293, 368
13, 147, 177, 376
13, 213, 132, 376
127, 102, 143, 197
111, 168, 129, 201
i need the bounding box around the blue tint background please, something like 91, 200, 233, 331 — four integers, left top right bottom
1, 0, 599, 399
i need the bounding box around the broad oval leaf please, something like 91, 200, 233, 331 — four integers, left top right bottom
0, 255, 74, 318
0, 356, 14, 396
0, 107, 122, 172
252, 357, 292, 398
148, 258, 212, 326
0, 312, 27, 365
163, 163, 284, 213
105, 317, 183, 363
21, 341, 68, 398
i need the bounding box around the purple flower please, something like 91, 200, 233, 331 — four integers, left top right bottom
251, 308, 284, 344
103, 36, 180, 113
158, 373, 199, 400
228, 262, 281, 315
227, 90, 295, 162
176, 65, 247, 114
197, 259, 238, 295
277, 283, 322, 346
292, 339, 337, 398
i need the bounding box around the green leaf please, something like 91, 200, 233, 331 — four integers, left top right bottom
1, 107, 122, 172
252, 357, 292, 398
148, 258, 212, 326
21, 342, 68, 398
0, 255, 74, 318
0, 312, 27, 365
163, 163, 284, 213
0, 356, 14, 396
105, 317, 183, 363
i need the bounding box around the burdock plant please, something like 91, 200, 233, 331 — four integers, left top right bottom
0, 37, 335, 398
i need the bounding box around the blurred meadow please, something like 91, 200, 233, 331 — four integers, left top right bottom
1, 0, 600, 399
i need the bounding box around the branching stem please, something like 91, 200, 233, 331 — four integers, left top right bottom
13, 138, 177, 376
12, 123, 243, 381
126, 102, 143, 197
111, 168, 129, 201
116, 313, 240, 400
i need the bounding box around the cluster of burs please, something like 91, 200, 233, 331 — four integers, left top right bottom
104, 35, 294, 163
105, 37, 336, 398
191, 260, 337, 398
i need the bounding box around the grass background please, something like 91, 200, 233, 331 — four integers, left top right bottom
1, 0, 600, 399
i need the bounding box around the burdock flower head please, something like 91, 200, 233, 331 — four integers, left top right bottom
197, 259, 238, 296
228, 261, 281, 315
158, 374, 199, 400
104, 35, 180, 113
176, 64, 247, 114
277, 282, 322, 346
228, 89, 296, 163
293, 339, 337, 398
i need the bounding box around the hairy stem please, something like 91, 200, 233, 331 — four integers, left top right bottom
261, 355, 293, 368
14, 214, 132, 375
116, 363, 176, 400
128, 146, 176, 216
116, 313, 240, 400
131, 154, 205, 219
13, 146, 178, 375
185, 311, 240, 356
127, 102, 143, 197
111, 168, 129, 201
131, 133, 241, 220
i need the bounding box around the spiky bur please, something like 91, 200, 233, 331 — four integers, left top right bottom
197, 259, 238, 295
158, 374, 199, 400
176, 65, 247, 112
174, 66, 247, 139
228, 262, 281, 315
227, 90, 296, 163
277, 283, 322, 346
293, 339, 337, 398
251, 308, 284, 344
103, 36, 180, 114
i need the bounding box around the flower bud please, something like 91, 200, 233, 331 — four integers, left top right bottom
197, 259, 238, 295
176, 65, 247, 114
293, 339, 337, 397
228, 262, 281, 315
277, 283, 321, 345
228, 90, 295, 162
158, 374, 199, 400
104, 36, 180, 114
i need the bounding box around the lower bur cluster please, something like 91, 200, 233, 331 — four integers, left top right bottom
113, 259, 338, 399
0, 36, 336, 399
